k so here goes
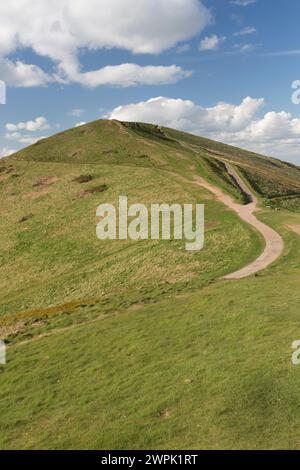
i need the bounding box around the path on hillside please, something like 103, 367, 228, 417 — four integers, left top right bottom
194, 163, 284, 280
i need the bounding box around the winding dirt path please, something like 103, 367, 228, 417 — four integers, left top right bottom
194, 164, 284, 280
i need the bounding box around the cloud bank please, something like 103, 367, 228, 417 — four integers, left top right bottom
108, 96, 300, 162
4, 116, 50, 147
6, 116, 50, 132
0, 0, 210, 87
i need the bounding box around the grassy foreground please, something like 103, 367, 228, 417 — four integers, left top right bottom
0, 120, 300, 449
1, 210, 300, 449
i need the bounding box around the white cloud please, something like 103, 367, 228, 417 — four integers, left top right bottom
75, 121, 86, 127
233, 43, 256, 53
108, 96, 300, 163
0, 59, 52, 87
72, 64, 192, 88
233, 27, 256, 36
5, 132, 47, 145
5, 116, 50, 147
0, 147, 17, 158
199, 35, 225, 51
6, 117, 50, 132
0, 0, 211, 87
109, 96, 263, 132
230, 0, 257, 6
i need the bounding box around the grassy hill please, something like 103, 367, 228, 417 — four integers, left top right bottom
13, 120, 300, 208
0, 120, 300, 449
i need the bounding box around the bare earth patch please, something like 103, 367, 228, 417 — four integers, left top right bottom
72, 174, 94, 184
18, 214, 34, 223
33, 176, 60, 187
77, 184, 108, 198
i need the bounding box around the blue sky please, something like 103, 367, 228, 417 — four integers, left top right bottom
1, 0, 300, 162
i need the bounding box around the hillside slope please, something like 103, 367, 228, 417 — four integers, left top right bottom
12, 119, 300, 209
1, 120, 300, 449
0, 119, 272, 337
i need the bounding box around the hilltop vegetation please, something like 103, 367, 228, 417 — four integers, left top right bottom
161, 125, 300, 210
0, 120, 300, 449
13, 120, 300, 209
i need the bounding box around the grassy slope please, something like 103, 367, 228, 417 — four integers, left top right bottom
0, 120, 300, 449
0, 121, 263, 338
163, 125, 300, 210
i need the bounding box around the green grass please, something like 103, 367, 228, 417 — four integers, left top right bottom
163, 125, 300, 210
0, 120, 299, 449
0, 159, 261, 336
1, 210, 299, 449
